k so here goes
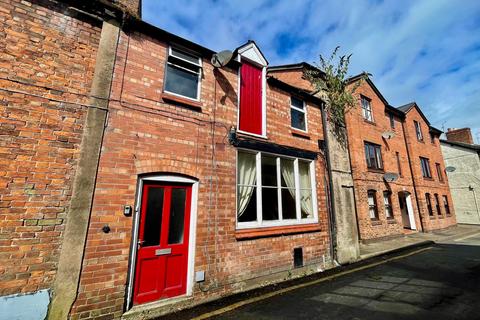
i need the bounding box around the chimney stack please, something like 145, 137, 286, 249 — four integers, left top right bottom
446, 127, 474, 144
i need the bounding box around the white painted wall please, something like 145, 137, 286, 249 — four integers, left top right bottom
0, 290, 49, 320
441, 142, 480, 224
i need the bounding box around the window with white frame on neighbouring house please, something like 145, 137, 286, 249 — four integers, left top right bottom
436, 163, 444, 182
368, 190, 379, 220
236, 150, 317, 228
383, 191, 393, 219
414, 120, 423, 141
426, 193, 433, 216
434, 193, 441, 216
420, 157, 431, 178
365, 142, 383, 170
443, 195, 450, 215
361, 96, 373, 122
290, 96, 307, 131
164, 47, 202, 100
389, 113, 395, 129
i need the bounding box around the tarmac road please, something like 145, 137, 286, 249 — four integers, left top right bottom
212, 233, 480, 320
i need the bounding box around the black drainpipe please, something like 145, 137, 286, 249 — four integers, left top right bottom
401, 120, 425, 231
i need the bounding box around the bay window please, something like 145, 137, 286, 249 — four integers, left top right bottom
237, 150, 317, 228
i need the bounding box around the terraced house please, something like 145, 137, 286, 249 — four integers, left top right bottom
0, 0, 456, 319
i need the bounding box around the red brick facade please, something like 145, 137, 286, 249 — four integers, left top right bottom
446, 127, 474, 144
402, 106, 456, 231
344, 81, 422, 240
0, 0, 101, 296
68, 29, 331, 319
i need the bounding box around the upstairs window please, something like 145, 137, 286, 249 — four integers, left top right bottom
430, 133, 436, 144
420, 157, 431, 178
434, 193, 441, 215
426, 193, 433, 216
389, 114, 395, 129
396, 152, 402, 176
414, 120, 423, 141
436, 163, 444, 182
368, 190, 379, 220
290, 96, 307, 131
383, 191, 393, 219
164, 47, 202, 100
365, 142, 383, 170
361, 96, 373, 122
443, 195, 450, 215
236, 150, 317, 228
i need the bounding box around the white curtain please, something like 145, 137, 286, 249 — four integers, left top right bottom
238, 152, 256, 217
299, 162, 313, 218
281, 159, 296, 200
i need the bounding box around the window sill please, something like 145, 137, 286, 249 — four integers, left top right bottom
387, 218, 396, 224
364, 119, 376, 126
235, 223, 321, 240
237, 130, 268, 140
161, 92, 202, 109
423, 177, 434, 181
291, 128, 310, 139
371, 219, 382, 226
367, 168, 385, 174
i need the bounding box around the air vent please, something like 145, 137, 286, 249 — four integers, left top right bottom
293, 247, 303, 268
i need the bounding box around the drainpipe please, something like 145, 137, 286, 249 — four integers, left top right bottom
401, 120, 425, 231
471, 187, 480, 222
320, 102, 337, 264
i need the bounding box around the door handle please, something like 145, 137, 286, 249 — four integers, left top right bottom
155, 248, 172, 256
137, 240, 145, 249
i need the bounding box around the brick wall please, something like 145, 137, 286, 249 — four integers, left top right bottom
403, 108, 456, 231
345, 81, 422, 240
69, 30, 330, 319
0, 0, 101, 296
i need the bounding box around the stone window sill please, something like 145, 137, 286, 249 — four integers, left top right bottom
371, 219, 382, 226
291, 128, 310, 139
161, 92, 202, 109
235, 223, 321, 240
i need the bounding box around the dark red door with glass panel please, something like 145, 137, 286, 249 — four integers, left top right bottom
239, 61, 263, 135
133, 182, 192, 305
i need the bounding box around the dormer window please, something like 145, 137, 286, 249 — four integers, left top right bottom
361, 96, 373, 122
237, 42, 267, 137
164, 47, 202, 100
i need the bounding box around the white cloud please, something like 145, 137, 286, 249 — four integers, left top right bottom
143, 0, 480, 143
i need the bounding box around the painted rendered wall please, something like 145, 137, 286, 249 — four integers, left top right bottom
441, 143, 480, 224
0, 290, 49, 320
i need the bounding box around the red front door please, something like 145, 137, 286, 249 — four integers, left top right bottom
133, 182, 192, 305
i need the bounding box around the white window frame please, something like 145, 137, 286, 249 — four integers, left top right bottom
414, 120, 423, 141
383, 191, 393, 218
164, 46, 202, 101
361, 96, 373, 122
290, 96, 308, 132
236, 149, 318, 229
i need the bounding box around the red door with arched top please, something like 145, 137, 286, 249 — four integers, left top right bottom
133, 182, 192, 304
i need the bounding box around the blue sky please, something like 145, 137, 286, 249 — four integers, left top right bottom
143, 0, 480, 143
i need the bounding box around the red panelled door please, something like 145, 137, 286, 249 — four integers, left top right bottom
133, 182, 192, 305
239, 61, 263, 135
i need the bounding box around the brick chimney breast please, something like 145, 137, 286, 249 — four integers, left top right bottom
446, 127, 474, 144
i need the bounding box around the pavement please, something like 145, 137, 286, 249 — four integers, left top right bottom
160, 224, 480, 320
359, 224, 480, 259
